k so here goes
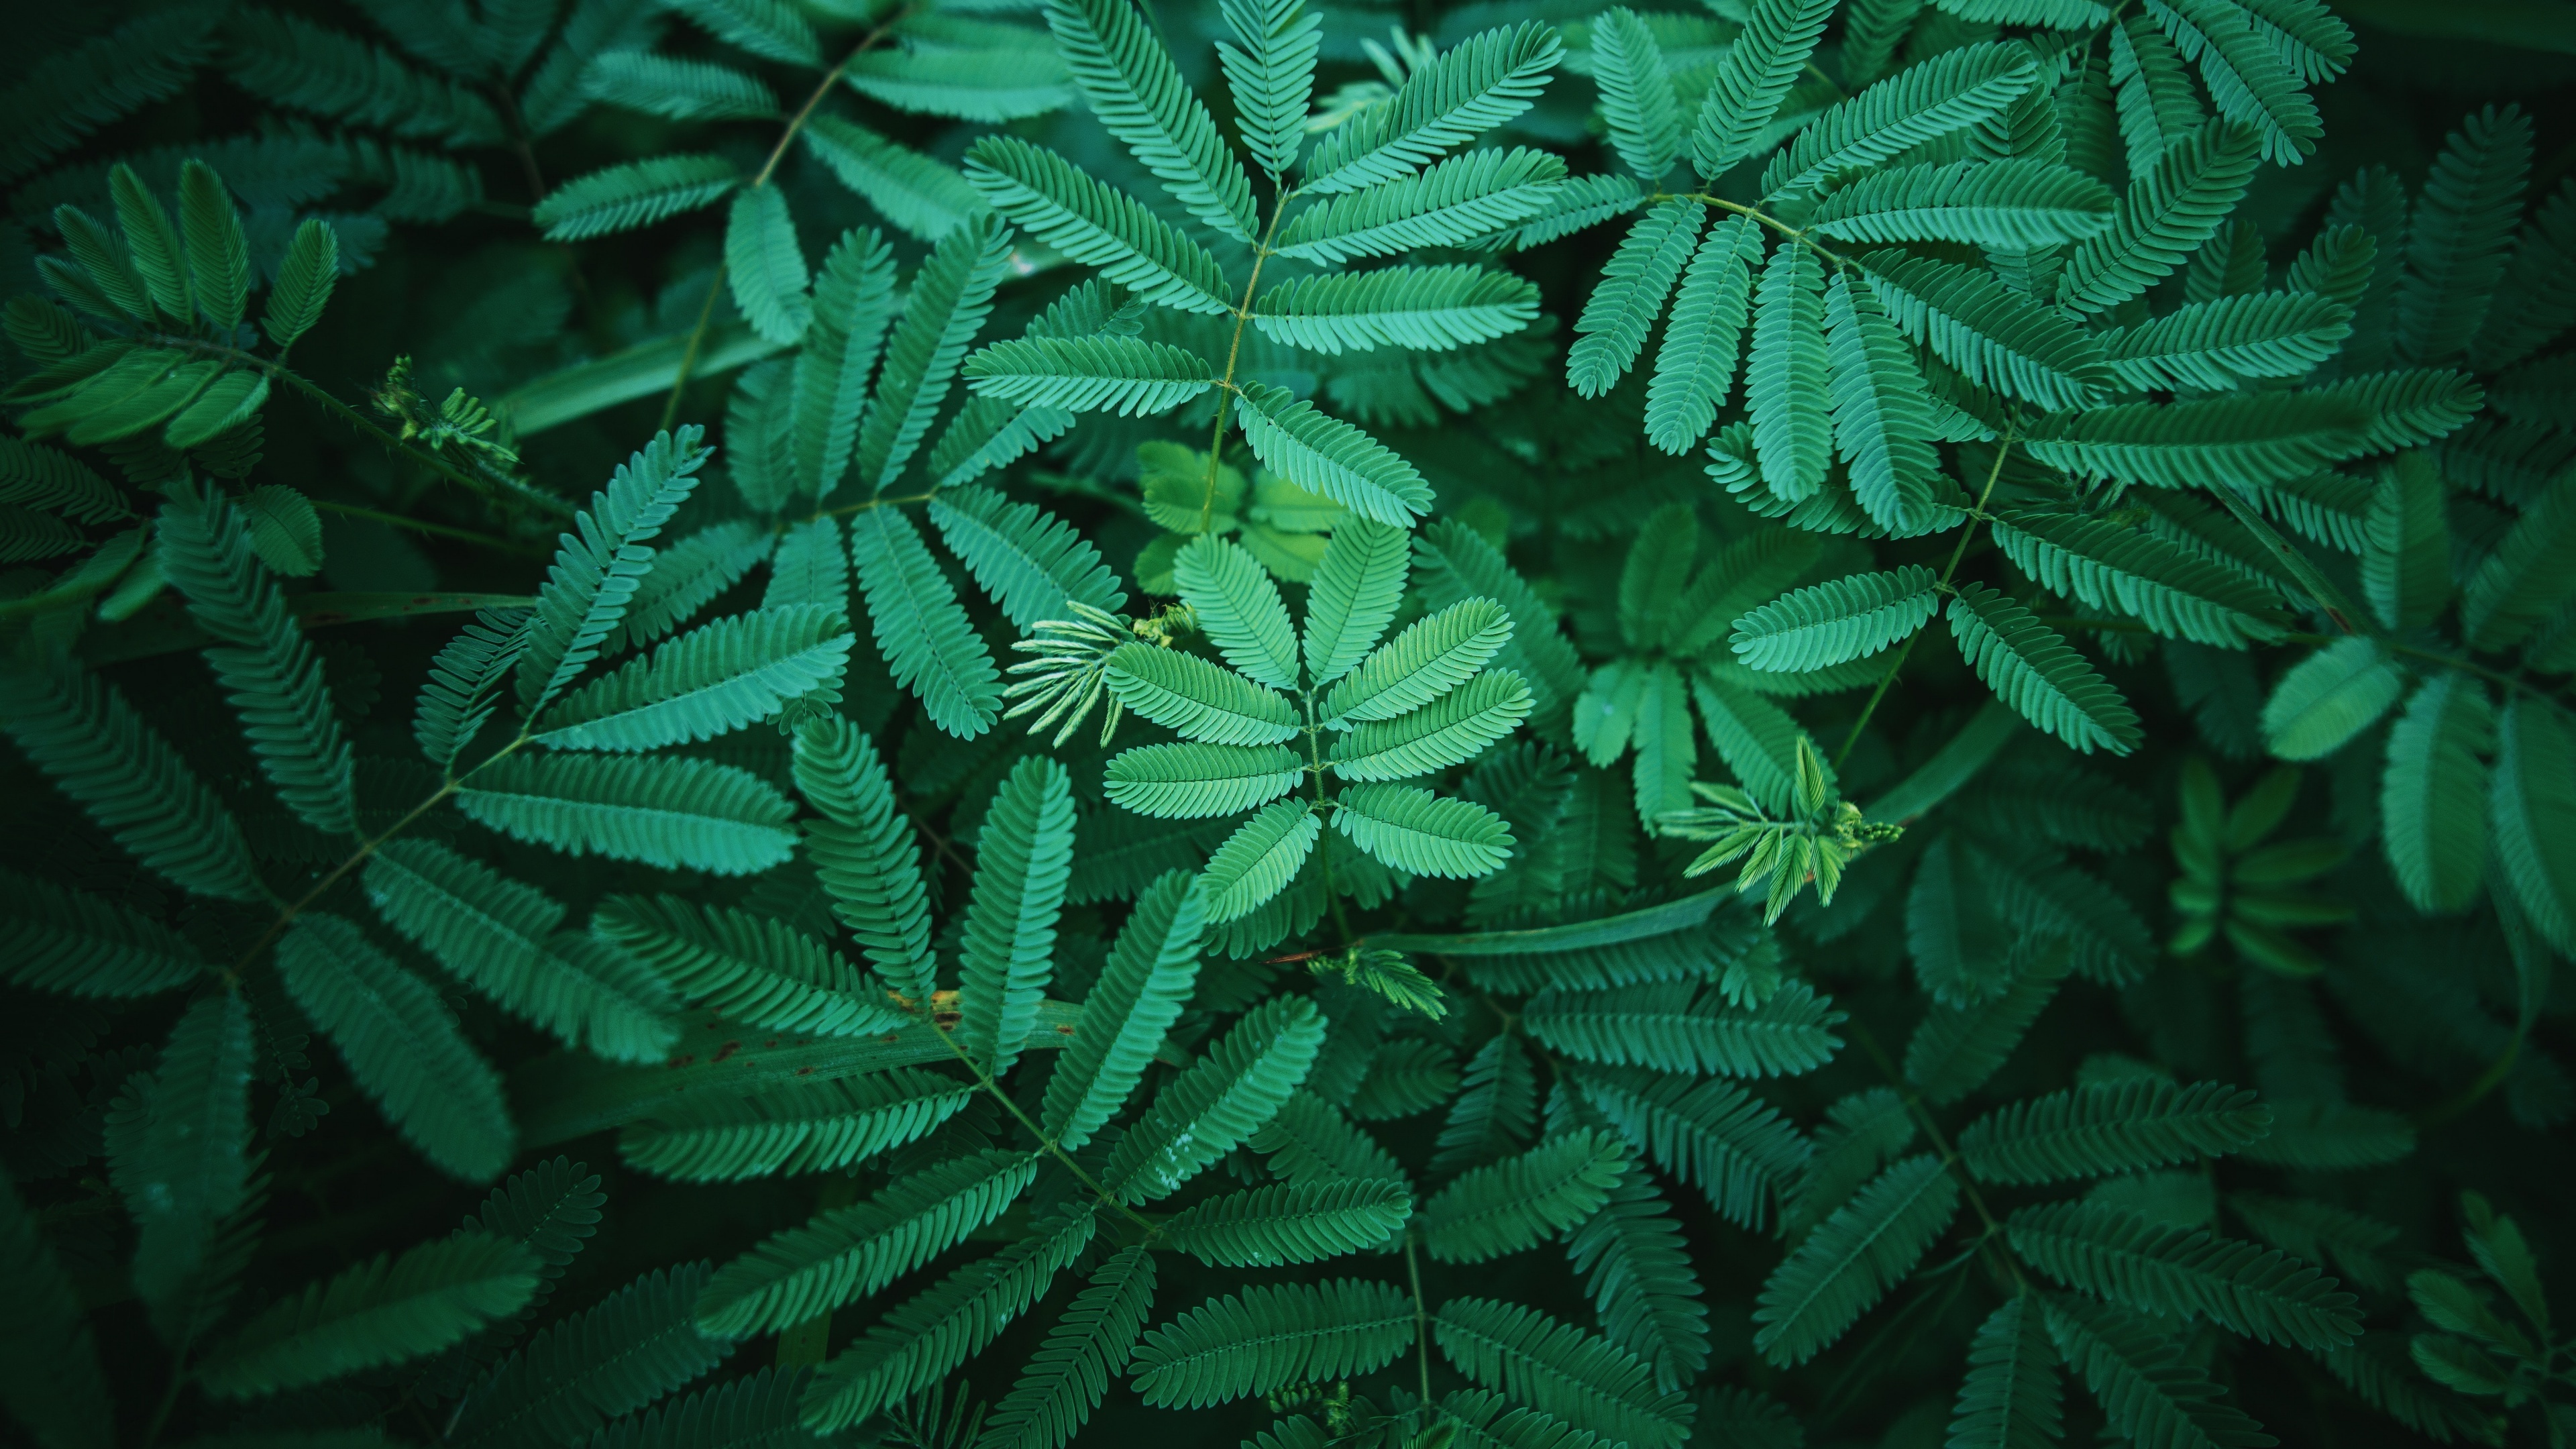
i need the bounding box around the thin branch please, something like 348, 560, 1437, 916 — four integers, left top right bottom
309, 498, 541, 555
1199, 194, 1295, 533
656, 7, 922, 425
924, 1012, 1167, 1242
1835, 433, 2017, 767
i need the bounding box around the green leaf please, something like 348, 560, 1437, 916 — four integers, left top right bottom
1274, 148, 1568, 265
1131, 1279, 1413, 1408
1594, 9, 1682, 180
366, 841, 678, 1063
105, 165, 184, 324
0, 865, 205, 997
2260, 637, 2402, 761
2398, 105, 2531, 364
195, 1232, 541, 1399
1567, 1163, 1709, 1393
723, 186, 808, 346
1732, 566, 1938, 673
2008, 1202, 2361, 1349
2059, 120, 2262, 313
1301, 21, 1565, 195
2042, 1293, 2272, 1449
1960, 1079, 2270, 1183
2362, 451, 2452, 631
533, 155, 739, 241
446, 1263, 729, 1449
961, 335, 1214, 416
2461, 467, 2576, 651
1218, 0, 1318, 180
618, 1068, 970, 1182
1105, 644, 1297, 747
1574, 1066, 1811, 1229
2022, 392, 2367, 489
1645, 217, 1763, 456
1568, 199, 1704, 399
121, 993, 255, 1324
2491, 696, 2576, 956
1045, 0, 1258, 240
535, 606, 853, 752
793, 227, 899, 497
588, 50, 778, 123
793, 716, 936, 1000
1173, 534, 1300, 689
1324, 598, 1512, 727
1811, 160, 2116, 247
259, 217, 339, 349
158, 484, 357, 836
1746, 238, 1833, 503
0, 652, 258, 892
1328, 670, 1533, 782
2100, 291, 2356, 390
590, 893, 903, 1039
963, 136, 1230, 314
0, 1172, 111, 1449
1334, 782, 1515, 877
1690, 673, 1829, 815
455, 752, 798, 876
1200, 800, 1323, 922
802, 115, 983, 243
979, 1246, 1158, 1449
517, 429, 712, 715
1163, 1178, 1413, 1267
1862, 252, 2109, 410
663, 0, 816, 64
1231, 382, 1436, 527
957, 755, 1075, 1072
1042, 870, 1204, 1151
840, 38, 1075, 123
1300, 519, 1409, 686
852, 215, 1014, 494
1433, 1297, 1691, 1449
178, 160, 248, 334
2380, 672, 2494, 914
850, 504, 1004, 739
1906, 947, 2072, 1104
1950, 1295, 2065, 1449
1411, 521, 1588, 733
1528, 980, 1842, 1077
798, 1205, 1094, 1430
1421, 1130, 1625, 1263
1754, 1154, 1960, 1365
1253, 264, 1540, 355
1105, 996, 1325, 1203
695, 1149, 1035, 1338
1992, 507, 2285, 646
1948, 583, 2143, 755
276, 913, 517, 1181
1688, 0, 1836, 179
1763, 42, 2040, 197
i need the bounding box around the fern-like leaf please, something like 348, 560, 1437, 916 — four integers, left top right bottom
1905, 947, 2072, 1104
1328, 672, 1533, 782
1104, 996, 1324, 1203
851, 504, 1003, 739
793, 716, 936, 999
2059, 119, 2261, 313
1301, 22, 1564, 195
2010, 1202, 2360, 1348
1949, 583, 2143, 754
853, 215, 1013, 494
1045, 0, 1258, 240
536, 606, 853, 752
533, 154, 739, 241
1333, 783, 1515, 878
1420, 1130, 1624, 1263
1529, 981, 1842, 1077
517, 428, 710, 715
1568, 199, 1703, 398
962, 335, 1214, 416
590, 893, 904, 1039
1961, 1080, 2269, 1183
1432, 1297, 1692, 1449
1754, 1154, 1960, 1365
957, 755, 1075, 1073
1764, 42, 2039, 197
1732, 566, 1937, 672
976, 1246, 1158, 1449
447, 1263, 730, 1449
2042, 1293, 2272, 1449
1276, 148, 1566, 264
1200, 800, 1322, 922
1950, 1295, 2065, 1449
455, 753, 798, 875
1163, 1179, 1413, 1267
194, 1232, 541, 1399
1573, 1066, 1811, 1230
158, 484, 356, 835
1810, 160, 2116, 248
417, 607, 532, 774
1041, 870, 1204, 1150
696, 1149, 1035, 1338
1688, 0, 1835, 179
1130, 1279, 1414, 1408
793, 228, 899, 497
276, 913, 517, 1181
1645, 217, 1762, 455
1862, 251, 2110, 410
2380, 672, 2493, 915
619, 1069, 971, 1183
1231, 382, 1435, 526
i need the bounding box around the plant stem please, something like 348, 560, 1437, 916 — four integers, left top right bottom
309, 498, 540, 554
221, 735, 533, 985
655, 7, 919, 427
146, 335, 571, 517
1845, 1018, 2028, 1289
1835, 435, 2017, 768
925, 1016, 1166, 1241
1199, 195, 1295, 533
1405, 1227, 1434, 1407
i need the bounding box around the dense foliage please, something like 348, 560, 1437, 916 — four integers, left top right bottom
3, 0, 2573, 1446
